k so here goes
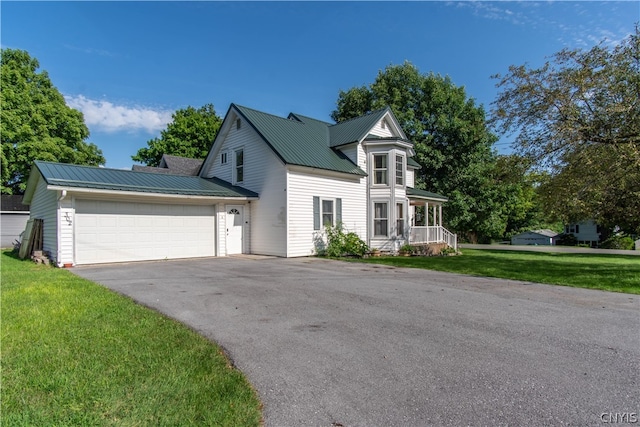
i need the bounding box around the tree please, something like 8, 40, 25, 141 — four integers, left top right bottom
1, 49, 105, 194
333, 62, 504, 242
491, 27, 640, 234
132, 104, 222, 166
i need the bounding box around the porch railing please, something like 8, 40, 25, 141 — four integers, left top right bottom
409, 226, 457, 251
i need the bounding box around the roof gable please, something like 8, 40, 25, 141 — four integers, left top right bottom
32, 161, 258, 198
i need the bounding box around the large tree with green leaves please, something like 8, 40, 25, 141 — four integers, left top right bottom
491, 28, 640, 234
333, 62, 505, 242
1, 49, 104, 194
132, 104, 222, 166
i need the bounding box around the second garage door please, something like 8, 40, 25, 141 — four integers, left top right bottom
75, 200, 216, 265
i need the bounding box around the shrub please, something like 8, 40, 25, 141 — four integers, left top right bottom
556, 234, 578, 246
323, 223, 369, 257
600, 235, 634, 250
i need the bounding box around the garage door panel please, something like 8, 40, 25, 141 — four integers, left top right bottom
75, 200, 215, 265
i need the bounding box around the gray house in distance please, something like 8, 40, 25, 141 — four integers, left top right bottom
511, 229, 559, 246
1, 195, 30, 247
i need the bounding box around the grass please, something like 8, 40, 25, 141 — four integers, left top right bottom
351, 249, 640, 294
1, 251, 262, 426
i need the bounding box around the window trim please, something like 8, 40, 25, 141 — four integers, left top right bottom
395, 154, 404, 187
372, 153, 389, 186
234, 148, 244, 183
373, 201, 389, 237
396, 202, 405, 237
321, 198, 335, 228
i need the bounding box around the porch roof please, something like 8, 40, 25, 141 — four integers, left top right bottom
407, 187, 448, 202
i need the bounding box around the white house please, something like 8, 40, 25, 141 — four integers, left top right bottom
22, 104, 455, 266
564, 220, 601, 247
511, 229, 559, 246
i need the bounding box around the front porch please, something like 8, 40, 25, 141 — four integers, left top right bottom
407, 188, 457, 251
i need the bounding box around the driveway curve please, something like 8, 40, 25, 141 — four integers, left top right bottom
73, 256, 639, 426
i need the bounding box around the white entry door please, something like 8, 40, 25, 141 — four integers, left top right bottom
226, 205, 243, 255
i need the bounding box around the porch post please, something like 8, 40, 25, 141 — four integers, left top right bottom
439, 204, 443, 227
425, 201, 429, 228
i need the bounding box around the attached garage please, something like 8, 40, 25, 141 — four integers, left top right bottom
23, 161, 258, 267
74, 200, 216, 264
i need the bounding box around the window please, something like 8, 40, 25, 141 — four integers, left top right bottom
322, 199, 334, 227
313, 197, 342, 230
236, 118, 241, 130
396, 203, 405, 237
235, 149, 244, 182
221, 152, 228, 165
373, 154, 388, 185
395, 155, 404, 186
374, 202, 388, 236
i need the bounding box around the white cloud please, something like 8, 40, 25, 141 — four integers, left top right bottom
65, 95, 173, 134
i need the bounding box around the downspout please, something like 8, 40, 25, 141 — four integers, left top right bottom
56, 190, 67, 267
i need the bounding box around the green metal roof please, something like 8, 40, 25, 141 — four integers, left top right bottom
234, 105, 366, 176
407, 157, 420, 168
407, 187, 448, 201
34, 161, 258, 198
328, 107, 390, 147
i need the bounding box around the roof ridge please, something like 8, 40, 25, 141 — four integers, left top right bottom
289, 112, 333, 126
233, 103, 307, 126
36, 160, 198, 179
329, 106, 389, 128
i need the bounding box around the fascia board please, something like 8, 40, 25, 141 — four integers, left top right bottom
287, 164, 366, 181
46, 185, 258, 202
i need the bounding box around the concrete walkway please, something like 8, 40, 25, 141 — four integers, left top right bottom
461, 243, 640, 256
73, 257, 639, 426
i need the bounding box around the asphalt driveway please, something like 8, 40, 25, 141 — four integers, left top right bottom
72, 256, 639, 426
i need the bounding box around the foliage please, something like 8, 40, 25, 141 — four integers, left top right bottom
1, 49, 105, 194
491, 28, 640, 234
348, 249, 640, 294
332, 62, 511, 243
600, 235, 635, 250
399, 243, 414, 253
556, 233, 578, 247
132, 104, 222, 166
322, 223, 369, 257
1, 251, 262, 425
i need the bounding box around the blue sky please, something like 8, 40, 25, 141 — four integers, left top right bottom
2, 1, 637, 169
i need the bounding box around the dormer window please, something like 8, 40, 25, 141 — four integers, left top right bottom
373, 154, 388, 185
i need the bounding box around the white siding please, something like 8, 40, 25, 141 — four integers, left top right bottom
203, 117, 287, 256
287, 169, 366, 257
337, 144, 358, 166
59, 198, 74, 265
406, 168, 415, 188
29, 178, 59, 263
370, 119, 395, 138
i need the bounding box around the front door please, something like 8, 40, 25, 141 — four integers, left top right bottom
226, 205, 243, 255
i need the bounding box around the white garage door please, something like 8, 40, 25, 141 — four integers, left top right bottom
75, 200, 215, 264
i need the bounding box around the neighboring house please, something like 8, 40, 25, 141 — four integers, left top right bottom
511, 229, 559, 246
132, 154, 203, 175
22, 104, 455, 266
1, 195, 30, 248
564, 220, 601, 247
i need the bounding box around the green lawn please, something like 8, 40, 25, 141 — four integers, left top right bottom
351, 249, 640, 294
1, 251, 262, 426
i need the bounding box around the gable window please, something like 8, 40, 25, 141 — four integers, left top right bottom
396, 203, 405, 237
313, 197, 342, 230
236, 118, 241, 130
373, 154, 388, 185
221, 151, 228, 165
395, 155, 404, 186
374, 202, 388, 237
235, 149, 244, 183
